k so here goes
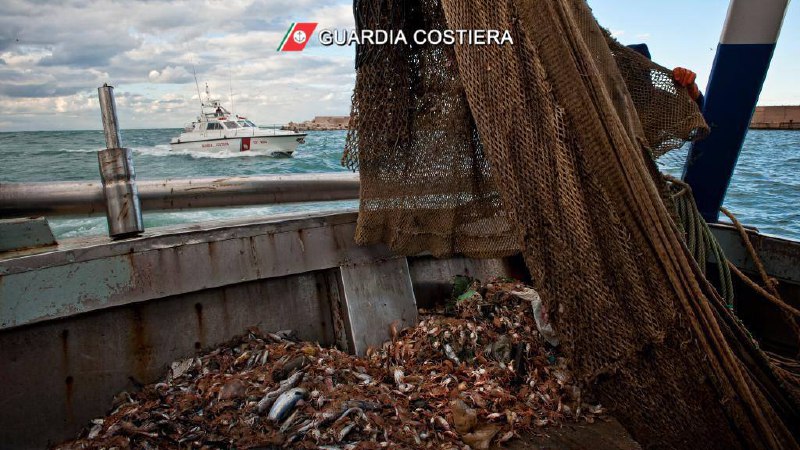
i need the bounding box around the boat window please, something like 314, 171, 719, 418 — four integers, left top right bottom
206, 122, 223, 130
224, 121, 240, 129
238, 120, 254, 128
245, 120, 257, 127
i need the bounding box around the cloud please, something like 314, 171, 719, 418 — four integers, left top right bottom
0, 0, 357, 131
148, 65, 193, 83
610, 29, 625, 38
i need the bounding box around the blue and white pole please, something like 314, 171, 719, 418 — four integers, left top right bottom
682, 0, 790, 222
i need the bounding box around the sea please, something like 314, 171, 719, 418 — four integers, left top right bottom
0, 129, 798, 240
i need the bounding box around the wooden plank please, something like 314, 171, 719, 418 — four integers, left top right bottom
338, 257, 418, 355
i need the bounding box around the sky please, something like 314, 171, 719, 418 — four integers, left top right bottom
0, 0, 797, 131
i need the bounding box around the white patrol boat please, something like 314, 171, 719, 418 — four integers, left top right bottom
170, 86, 306, 156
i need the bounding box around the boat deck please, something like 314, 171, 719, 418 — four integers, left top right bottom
0, 211, 797, 448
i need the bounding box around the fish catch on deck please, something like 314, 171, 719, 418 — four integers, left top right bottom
56, 279, 605, 449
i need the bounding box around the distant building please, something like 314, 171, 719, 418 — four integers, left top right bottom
750, 106, 800, 130
284, 116, 350, 131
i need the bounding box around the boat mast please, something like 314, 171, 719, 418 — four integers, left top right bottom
192, 66, 203, 117
229, 64, 234, 113
682, 0, 790, 222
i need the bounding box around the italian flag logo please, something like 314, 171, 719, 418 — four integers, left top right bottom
278, 22, 318, 52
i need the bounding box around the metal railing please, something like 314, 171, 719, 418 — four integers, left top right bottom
0, 173, 360, 217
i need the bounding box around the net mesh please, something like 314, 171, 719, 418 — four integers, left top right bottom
344, 0, 800, 448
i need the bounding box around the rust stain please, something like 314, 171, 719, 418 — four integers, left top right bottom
195, 302, 205, 349
248, 237, 261, 278
60, 329, 69, 362
60, 329, 74, 423
207, 242, 216, 277
221, 289, 231, 338
64, 375, 74, 423
130, 305, 153, 383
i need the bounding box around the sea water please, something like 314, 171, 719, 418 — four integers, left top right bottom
0, 129, 798, 240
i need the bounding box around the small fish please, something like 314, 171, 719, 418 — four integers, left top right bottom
279, 409, 301, 433
233, 351, 251, 367
268, 388, 307, 422
257, 371, 304, 413
273, 355, 308, 382
444, 344, 460, 364
393, 368, 414, 393
353, 372, 373, 385
337, 422, 356, 442
259, 349, 270, 365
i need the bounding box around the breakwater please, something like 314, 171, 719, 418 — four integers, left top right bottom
750, 105, 800, 130
283, 116, 349, 131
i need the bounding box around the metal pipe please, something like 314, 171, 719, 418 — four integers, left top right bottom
0, 173, 361, 217
97, 84, 144, 238
682, 0, 790, 222
98, 84, 123, 150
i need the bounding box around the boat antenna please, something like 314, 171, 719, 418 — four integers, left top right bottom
229, 64, 234, 113
192, 65, 203, 115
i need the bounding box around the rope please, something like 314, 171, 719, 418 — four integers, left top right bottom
665, 175, 735, 305
666, 176, 800, 357
718, 207, 800, 322
727, 263, 800, 318
720, 207, 781, 298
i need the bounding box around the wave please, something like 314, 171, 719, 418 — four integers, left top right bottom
132, 144, 290, 159
57, 147, 104, 153
46, 144, 287, 159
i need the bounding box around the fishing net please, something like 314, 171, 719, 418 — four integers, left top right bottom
344, 0, 799, 448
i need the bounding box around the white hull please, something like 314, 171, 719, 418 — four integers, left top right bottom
170, 133, 305, 156
169, 91, 306, 157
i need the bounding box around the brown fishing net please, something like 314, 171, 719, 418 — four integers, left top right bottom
344, 0, 799, 448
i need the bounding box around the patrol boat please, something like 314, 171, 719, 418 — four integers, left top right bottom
170, 87, 306, 156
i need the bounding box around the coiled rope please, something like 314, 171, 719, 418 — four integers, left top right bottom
666, 174, 800, 327
665, 175, 735, 306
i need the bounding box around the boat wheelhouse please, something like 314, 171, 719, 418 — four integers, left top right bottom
170, 87, 306, 156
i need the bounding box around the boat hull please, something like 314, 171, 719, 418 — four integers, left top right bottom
170, 134, 306, 156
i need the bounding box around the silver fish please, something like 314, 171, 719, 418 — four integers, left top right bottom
257, 371, 304, 413
267, 387, 307, 422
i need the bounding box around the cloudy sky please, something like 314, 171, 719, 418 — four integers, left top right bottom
1, 0, 798, 131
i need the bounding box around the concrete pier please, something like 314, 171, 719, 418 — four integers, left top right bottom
750, 105, 800, 129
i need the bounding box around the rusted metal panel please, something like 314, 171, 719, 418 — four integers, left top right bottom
0, 210, 360, 274
711, 223, 800, 284
710, 223, 800, 353
0, 256, 133, 328
730, 268, 800, 353
0, 217, 56, 252
0, 210, 396, 330
0, 272, 339, 449
339, 257, 418, 355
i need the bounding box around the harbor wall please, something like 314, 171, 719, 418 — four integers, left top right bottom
284, 115, 349, 131
750, 105, 800, 130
